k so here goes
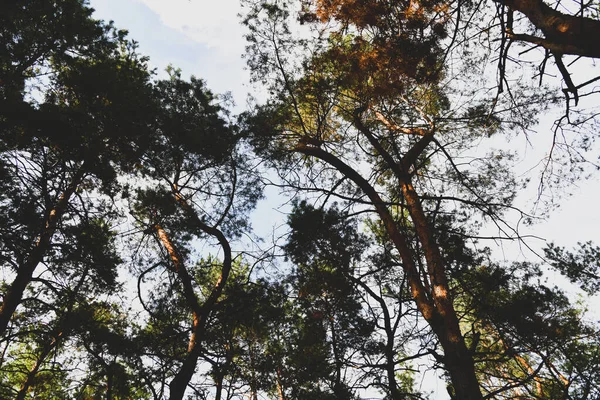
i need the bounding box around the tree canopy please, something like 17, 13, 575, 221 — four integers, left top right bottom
1, 0, 599, 399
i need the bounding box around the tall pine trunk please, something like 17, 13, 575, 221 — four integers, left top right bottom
295, 143, 483, 399
154, 187, 233, 400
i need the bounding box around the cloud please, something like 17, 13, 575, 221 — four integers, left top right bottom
135, 0, 245, 56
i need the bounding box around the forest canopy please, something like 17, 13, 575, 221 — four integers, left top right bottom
1, 0, 599, 399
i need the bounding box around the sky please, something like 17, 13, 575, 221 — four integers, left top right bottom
89, 0, 600, 397
88, 0, 600, 248
90, 0, 251, 104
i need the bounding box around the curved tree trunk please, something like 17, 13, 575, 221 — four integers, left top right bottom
16, 334, 61, 400
154, 188, 233, 400
154, 225, 202, 400
295, 142, 483, 400
214, 369, 224, 400
276, 368, 286, 400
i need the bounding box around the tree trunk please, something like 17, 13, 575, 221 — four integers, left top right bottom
154, 225, 202, 400
350, 271, 403, 399
328, 316, 343, 396
214, 369, 224, 400
106, 363, 113, 400
276, 368, 286, 400
353, 115, 483, 399
154, 189, 234, 400
0, 166, 85, 337
168, 320, 201, 400
16, 336, 59, 400
383, 314, 402, 400
295, 143, 483, 399
399, 175, 482, 400
15, 265, 89, 398
500, 0, 600, 57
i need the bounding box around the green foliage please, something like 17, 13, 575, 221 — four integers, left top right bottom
0, 1, 155, 398
152, 70, 235, 165
0, 0, 106, 107
462, 104, 502, 137
284, 200, 368, 267
545, 241, 600, 295
453, 260, 600, 398
281, 202, 375, 398
2, 1, 600, 399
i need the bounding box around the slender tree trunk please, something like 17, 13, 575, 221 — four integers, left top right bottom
248, 341, 259, 400
15, 266, 89, 399
16, 333, 61, 400
0, 166, 85, 337
348, 115, 483, 399
276, 368, 286, 400
350, 274, 402, 399
154, 188, 234, 400
382, 310, 402, 400
106, 363, 113, 400
399, 174, 482, 400
385, 351, 402, 400
328, 315, 345, 398
214, 370, 224, 400
168, 324, 201, 400
154, 225, 203, 400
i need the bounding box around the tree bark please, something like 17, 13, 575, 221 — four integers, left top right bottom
106, 363, 114, 400
214, 369, 224, 400
154, 225, 202, 400
155, 189, 233, 400
0, 165, 86, 337
16, 334, 61, 400
276, 368, 286, 400
353, 113, 483, 399
295, 143, 483, 399
168, 335, 201, 400
400, 174, 482, 399
499, 0, 600, 57
15, 266, 89, 398
348, 275, 403, 399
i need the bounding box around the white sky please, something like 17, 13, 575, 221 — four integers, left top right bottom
136, 0, 243, 50
89, 0, 600, 397
91, 0, 251, 103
